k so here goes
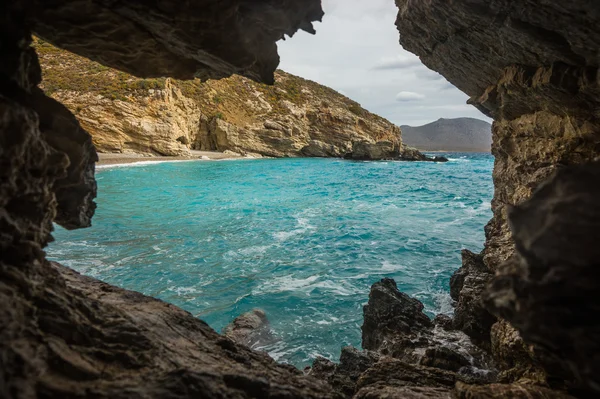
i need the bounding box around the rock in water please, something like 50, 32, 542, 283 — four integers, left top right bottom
362, 278, 433, 355
222, 309, 276, 349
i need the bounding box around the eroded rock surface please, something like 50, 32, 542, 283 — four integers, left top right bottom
450, 250, 496, 347
30, 0, 324, 83
395, 0, 600, 394
485, 163, 600, 392
0, 1, 347, 397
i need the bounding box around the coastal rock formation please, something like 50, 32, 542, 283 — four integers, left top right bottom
38, 40, 430, 161
311, 279, 496, 397
0, 1, 342, 398
485, 163, 600, 391
2, 0, 600, 398
396, 0, 600, 394
449, 250, 496, 347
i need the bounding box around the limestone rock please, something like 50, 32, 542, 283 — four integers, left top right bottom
350, 141, 400, 160
37, 41, 424, 160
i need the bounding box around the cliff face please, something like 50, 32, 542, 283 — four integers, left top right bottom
38, 40, 404, 160
395, 0, 600, 394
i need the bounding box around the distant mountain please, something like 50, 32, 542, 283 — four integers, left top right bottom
401, 118, 492, 152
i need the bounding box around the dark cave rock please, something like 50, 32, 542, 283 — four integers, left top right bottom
485, 162, 600, 393
451, 250, 496, 347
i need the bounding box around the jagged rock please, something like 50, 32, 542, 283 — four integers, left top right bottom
421, 347, 470, 372
362, 278, 433, 356
451, 250, 496, 347
30, 88, 97, 229
358, 279, 495, 387
222, 309, 276, 349
356, 359, 459, 390
309, 347, 380, 397
354, 386, 452, 399
485, 162, 600, 393
454, 382, 576, 399
433, 314, 454, 331
396, 1, 600, 390
30, 0, 323, 83
490, 320, 546, 384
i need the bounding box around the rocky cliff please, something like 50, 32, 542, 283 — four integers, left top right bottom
401, 118, 492, 152
1, 0, 599, 398
37, 39, 412, 160
394, 0, 600, 395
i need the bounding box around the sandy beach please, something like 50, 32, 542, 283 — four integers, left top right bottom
97, 150, 247, 167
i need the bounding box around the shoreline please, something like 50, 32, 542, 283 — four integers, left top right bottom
96, 151, 250, 168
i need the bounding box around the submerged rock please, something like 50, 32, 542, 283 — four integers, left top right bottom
222, 309, 276, 349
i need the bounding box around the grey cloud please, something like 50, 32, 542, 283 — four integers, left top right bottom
372, 56, 421, 70
414, 68, 445, 81
396, 91, 426, 102
277, 0, 492, 126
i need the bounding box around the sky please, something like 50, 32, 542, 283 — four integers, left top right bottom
278, 0, 491, 127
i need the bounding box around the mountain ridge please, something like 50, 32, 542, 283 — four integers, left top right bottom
401, 117, 492, 152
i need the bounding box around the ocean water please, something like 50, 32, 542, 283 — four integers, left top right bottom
47, 153, 494, 367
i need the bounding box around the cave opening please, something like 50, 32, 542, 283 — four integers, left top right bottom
1, 1, 599, 398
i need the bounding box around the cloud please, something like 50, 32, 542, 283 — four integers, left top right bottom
414, 68, 445, 81
372, 55, 421, 70
396, 91, 425, 102
277, 0, 492, 126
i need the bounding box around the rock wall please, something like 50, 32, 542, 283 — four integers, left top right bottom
395, 0, 600, 394
2, 0, 600, 398
38, 40, 411, 160
0, 1, 342, 398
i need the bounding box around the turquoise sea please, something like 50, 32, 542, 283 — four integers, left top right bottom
47, 153, 494, 367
